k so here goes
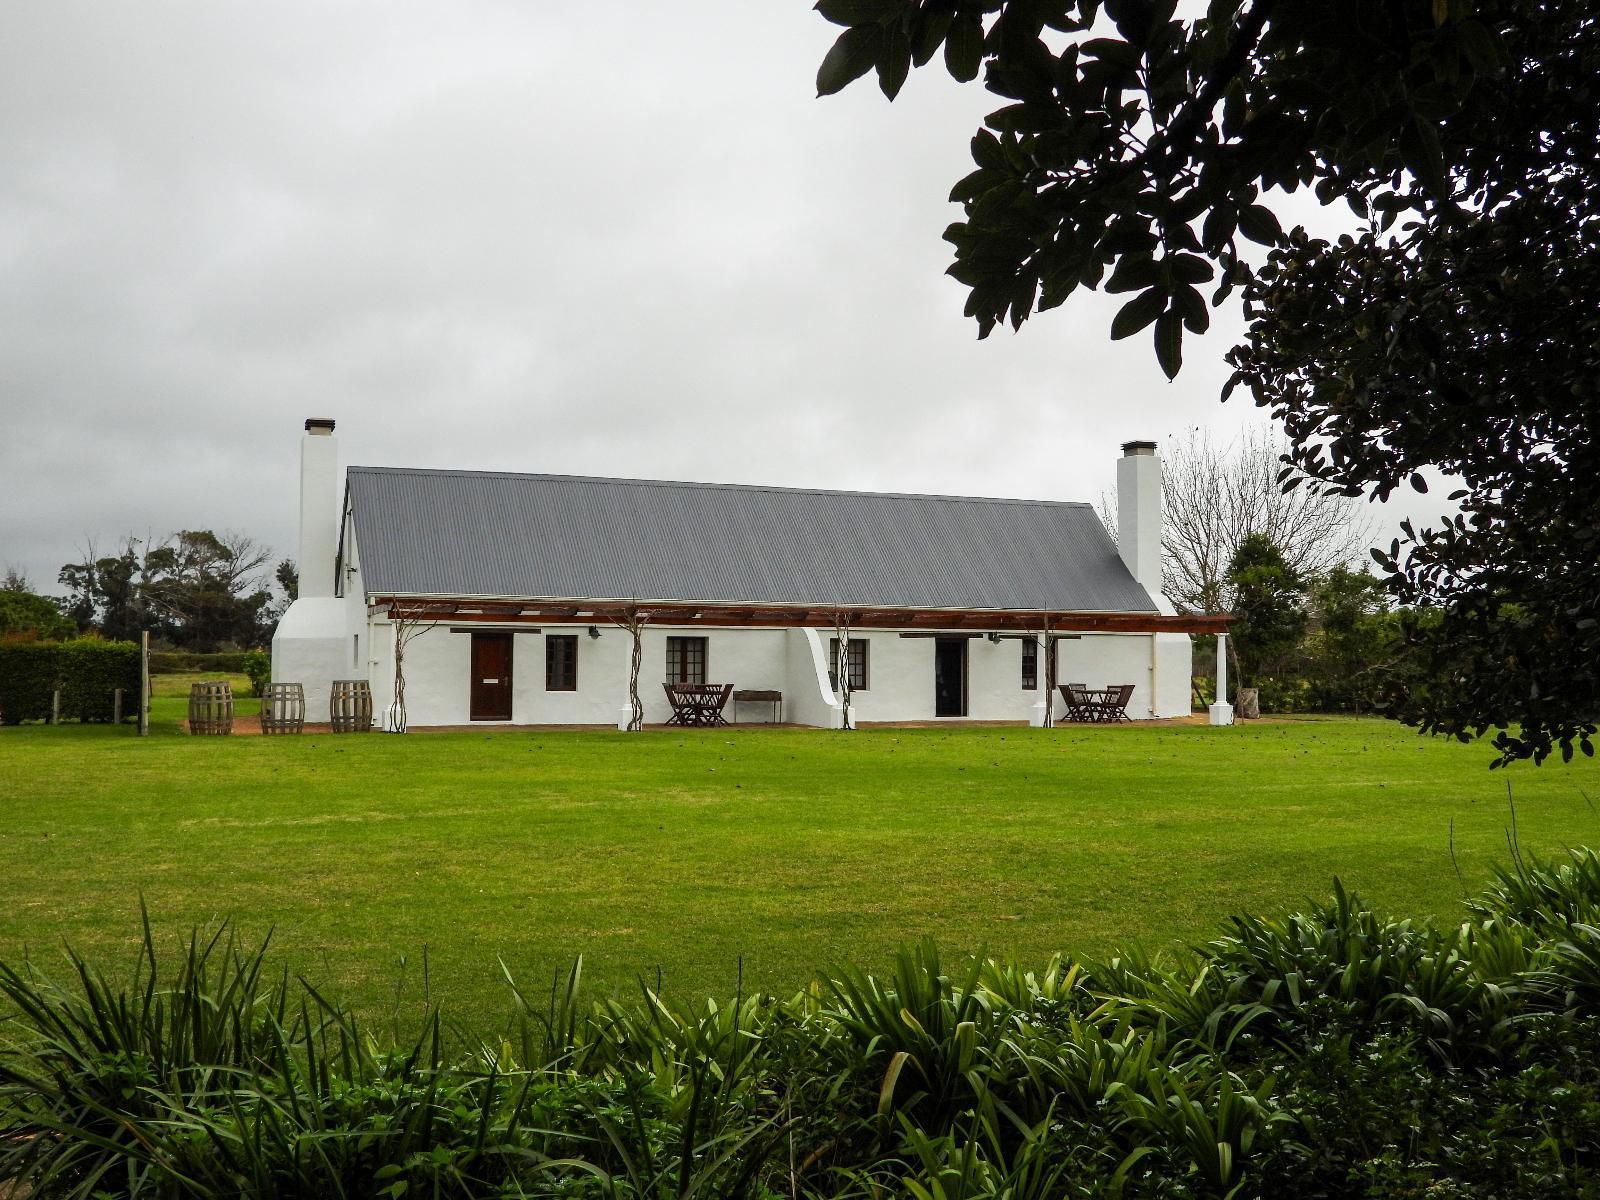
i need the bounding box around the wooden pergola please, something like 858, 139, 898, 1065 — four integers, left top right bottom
368, 594, 1235, 730
371, 595, 1232, 636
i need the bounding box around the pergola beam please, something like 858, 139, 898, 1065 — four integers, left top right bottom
375, 597, 1231, 636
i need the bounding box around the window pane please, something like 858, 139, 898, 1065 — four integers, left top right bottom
1021, 638, 1037, 690
849, 639, 868, 691
546, 635, 578, 690
667, 637, 707, 685
830, 637, 868, 691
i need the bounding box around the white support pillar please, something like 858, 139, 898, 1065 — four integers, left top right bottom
1209, 631, 1234, 726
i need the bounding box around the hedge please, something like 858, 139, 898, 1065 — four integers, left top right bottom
0, 639, 141, 724
147, 650, 256, 674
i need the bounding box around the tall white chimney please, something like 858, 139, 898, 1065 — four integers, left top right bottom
1116, 440, 1163, 601
298, 418, 338, 597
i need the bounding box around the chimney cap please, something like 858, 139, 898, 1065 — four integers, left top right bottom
304, 418, 336, 434
1121, 440, 1156, 456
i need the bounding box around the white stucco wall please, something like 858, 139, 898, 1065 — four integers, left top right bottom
785, 628, 843, 728
371, 623, 801, 728
1053, 632, 1193, 721
357, 621, 1194, 729
271, 443, 371, 724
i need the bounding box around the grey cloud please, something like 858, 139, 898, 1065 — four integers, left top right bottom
1, 1, 1420, 597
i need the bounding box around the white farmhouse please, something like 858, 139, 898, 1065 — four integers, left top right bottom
273, 419, 1231, 729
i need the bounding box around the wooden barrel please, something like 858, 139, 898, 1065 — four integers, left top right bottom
188, 681, 234, 735
330, 680, 373, 733
259, 682, 305, 734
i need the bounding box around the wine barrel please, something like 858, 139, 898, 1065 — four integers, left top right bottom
260, 682, 305, 735
188, 681, 234, 735
330, 680, 373, 733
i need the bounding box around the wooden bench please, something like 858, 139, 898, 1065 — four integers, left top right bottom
731, 689, 783, 724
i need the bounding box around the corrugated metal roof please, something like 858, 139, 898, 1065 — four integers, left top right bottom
346, 467, 1157, 613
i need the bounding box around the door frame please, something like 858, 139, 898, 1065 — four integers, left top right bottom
934, 636, 968, 718
470, 631, 514, 721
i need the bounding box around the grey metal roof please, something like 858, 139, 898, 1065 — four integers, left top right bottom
345, 467, 1157, 613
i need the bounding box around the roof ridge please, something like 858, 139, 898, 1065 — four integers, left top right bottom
346, 464, 1092, 509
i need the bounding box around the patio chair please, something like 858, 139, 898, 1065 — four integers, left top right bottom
1106, 683, 1135, 721
663, 682, 691, 725
1058, 683, 1092, 722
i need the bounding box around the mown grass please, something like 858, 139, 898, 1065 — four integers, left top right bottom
1, 707, 1596, 1031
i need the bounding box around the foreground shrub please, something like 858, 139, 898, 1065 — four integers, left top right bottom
10, 853, 1600, 1197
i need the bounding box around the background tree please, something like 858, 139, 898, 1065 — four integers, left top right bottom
58, 530, 279, 651
58, 540, 149, 641
0, 585, 76, 642
142, 531, 274, 649
815, 0, 1598, 762
1225, 533, 1308, 707
1102, 424, 1373, 613
275, 560, 299, 604
1302, 567, 1400, 714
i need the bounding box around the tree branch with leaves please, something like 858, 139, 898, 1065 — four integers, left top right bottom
816, 0, 1599, 762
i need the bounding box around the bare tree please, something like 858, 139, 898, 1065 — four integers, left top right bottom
1101, 423, 1376, 613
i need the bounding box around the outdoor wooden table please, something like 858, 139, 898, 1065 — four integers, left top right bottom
1059, 684, 1128, 722
663, 683, 733, 727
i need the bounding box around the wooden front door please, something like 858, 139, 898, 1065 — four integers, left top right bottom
934, 637, 967, 717
470, 632, 513, 721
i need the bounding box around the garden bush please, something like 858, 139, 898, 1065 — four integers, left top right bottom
242, 649, 271, 696
0, 639, 139, 724
10, 853, 1600, 1197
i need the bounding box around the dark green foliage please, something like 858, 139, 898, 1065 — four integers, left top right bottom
147, 650, 256, 675
14, 853, 1600, 1196
274, 559, 298, 604
242, 650, 271, 697
1226, 533, 1308, 696
814, 0, 1600, 764
59, 531, 278, 653
1300, 568, 1401, 713
0, 642, 60, 724
0, 588, 75, 641
0, 639, 139, 724
55, 641, 142, 723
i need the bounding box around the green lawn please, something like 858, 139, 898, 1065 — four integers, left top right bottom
2, 704, 1597, 1032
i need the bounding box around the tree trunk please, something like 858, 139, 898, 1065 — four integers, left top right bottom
833, 611, 853, 730
622, 611, 644, 732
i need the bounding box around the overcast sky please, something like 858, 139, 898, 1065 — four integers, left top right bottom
1, 2, 1438, 597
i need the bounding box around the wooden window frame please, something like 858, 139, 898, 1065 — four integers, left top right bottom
1021, 637, 1037, 690
545, 633, 578, 691
828, 637, 869, 692
665, 636, 708, 685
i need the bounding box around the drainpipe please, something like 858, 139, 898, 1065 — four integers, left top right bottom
1149, 634, 1157, 718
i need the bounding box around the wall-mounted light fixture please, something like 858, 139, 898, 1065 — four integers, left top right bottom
588, 626, 601, 639
986, 631, 1002, 644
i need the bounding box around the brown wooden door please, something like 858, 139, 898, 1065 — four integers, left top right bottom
470, 632, 513, 721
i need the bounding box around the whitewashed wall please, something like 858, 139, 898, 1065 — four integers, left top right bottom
271, 509, 372, 723
359, 621, 1195, 728
368, 622, 799, 728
